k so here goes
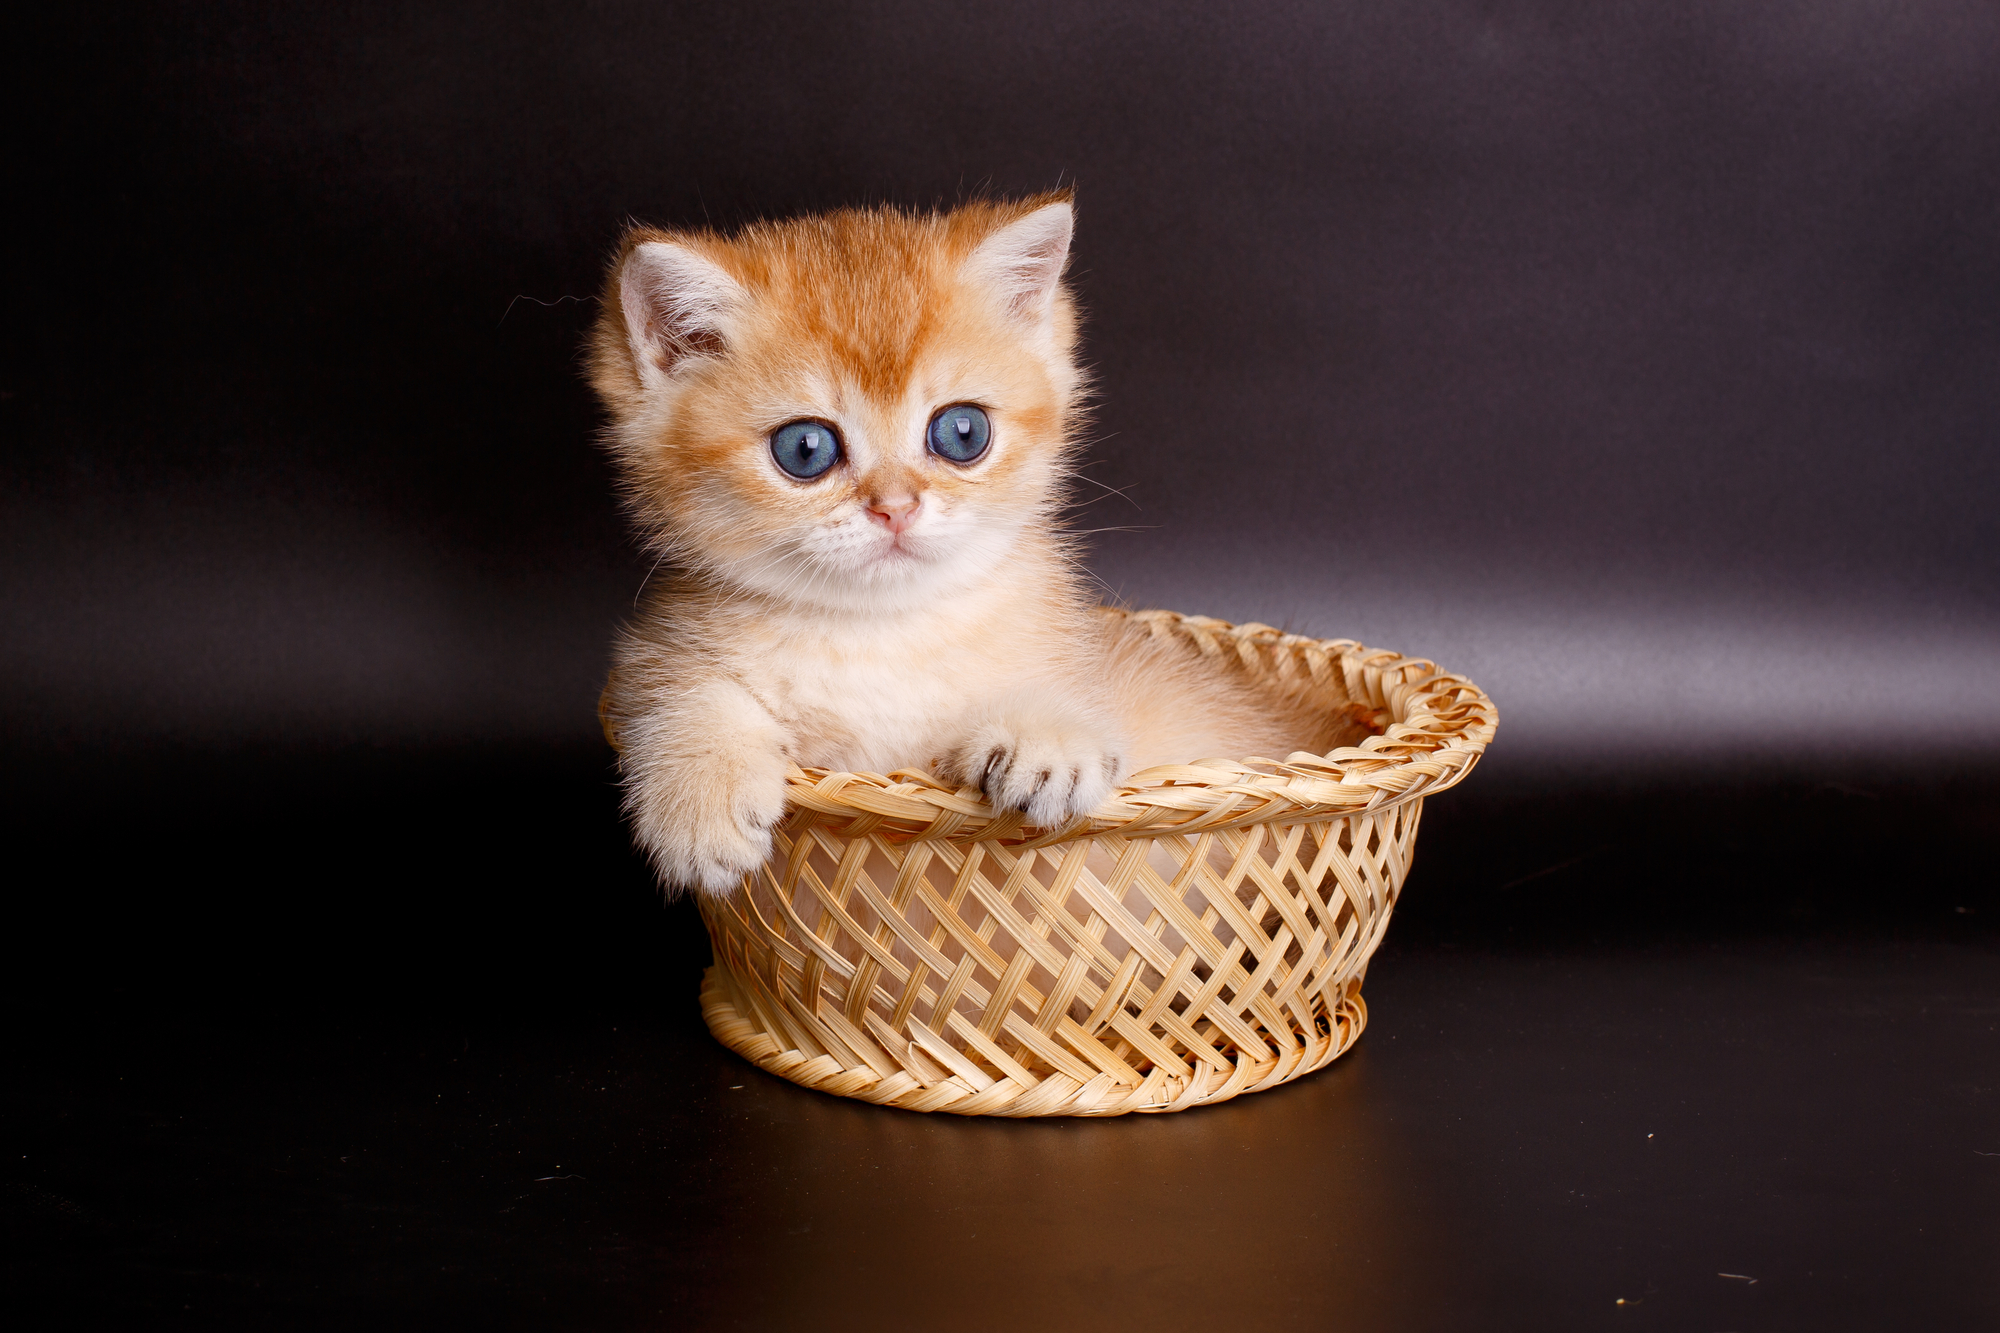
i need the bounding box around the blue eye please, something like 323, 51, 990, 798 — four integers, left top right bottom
770, 420, 842, 480
927, 405, 991, 464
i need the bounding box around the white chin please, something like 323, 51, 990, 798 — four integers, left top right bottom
854, 549, 934, 583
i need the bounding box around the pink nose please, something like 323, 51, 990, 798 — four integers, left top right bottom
866, 494, 921, 535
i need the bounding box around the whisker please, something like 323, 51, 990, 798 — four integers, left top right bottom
1058, 470, 1143, 508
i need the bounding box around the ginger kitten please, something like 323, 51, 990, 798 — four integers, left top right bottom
591, 193, 1359, 897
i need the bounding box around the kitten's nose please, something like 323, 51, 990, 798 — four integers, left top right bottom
865, 493, 922, 536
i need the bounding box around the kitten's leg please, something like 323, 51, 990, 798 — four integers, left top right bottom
615, 677, 790, 898
942, 691, 1128, 827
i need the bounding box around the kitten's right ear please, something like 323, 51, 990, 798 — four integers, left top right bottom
618, 240, 745, 388
962, 201, 1074, 328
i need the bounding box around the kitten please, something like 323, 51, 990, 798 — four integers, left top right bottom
590, 192, 1362, 897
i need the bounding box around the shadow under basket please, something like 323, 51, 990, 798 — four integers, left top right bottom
695, 610, 1498, 1117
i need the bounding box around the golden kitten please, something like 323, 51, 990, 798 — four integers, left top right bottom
591, 192, 1362, 897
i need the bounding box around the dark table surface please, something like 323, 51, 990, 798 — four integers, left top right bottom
7, 747, 1996, 1331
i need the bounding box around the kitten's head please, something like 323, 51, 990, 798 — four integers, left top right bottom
590, 194, 1086, 612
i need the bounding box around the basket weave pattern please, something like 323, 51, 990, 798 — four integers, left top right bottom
697, 610, 1497, 1116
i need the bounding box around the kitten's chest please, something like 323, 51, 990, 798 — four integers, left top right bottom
743, 617, 1009, 771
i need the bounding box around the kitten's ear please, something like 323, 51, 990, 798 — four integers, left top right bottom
962, 201, 1073, 327
618, 240, 745, 387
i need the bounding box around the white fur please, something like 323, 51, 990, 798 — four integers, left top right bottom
611, 551, 1131, 893
617, 676, 790, 894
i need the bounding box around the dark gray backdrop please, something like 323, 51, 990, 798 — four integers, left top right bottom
7, 1, 1998, 766
7, 9, 2000, 1327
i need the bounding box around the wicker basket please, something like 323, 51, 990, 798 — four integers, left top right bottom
694, 609, 1496, 1116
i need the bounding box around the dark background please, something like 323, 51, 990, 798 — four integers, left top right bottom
5, 3, 1997, 1329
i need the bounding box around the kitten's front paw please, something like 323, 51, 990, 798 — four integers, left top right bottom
947, 711, 1126, 827
629, 748, 789, 898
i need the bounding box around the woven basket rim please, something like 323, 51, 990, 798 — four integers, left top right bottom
776, 608, 1498, 851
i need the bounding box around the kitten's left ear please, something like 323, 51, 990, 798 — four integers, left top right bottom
963, 201, 1073, 327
